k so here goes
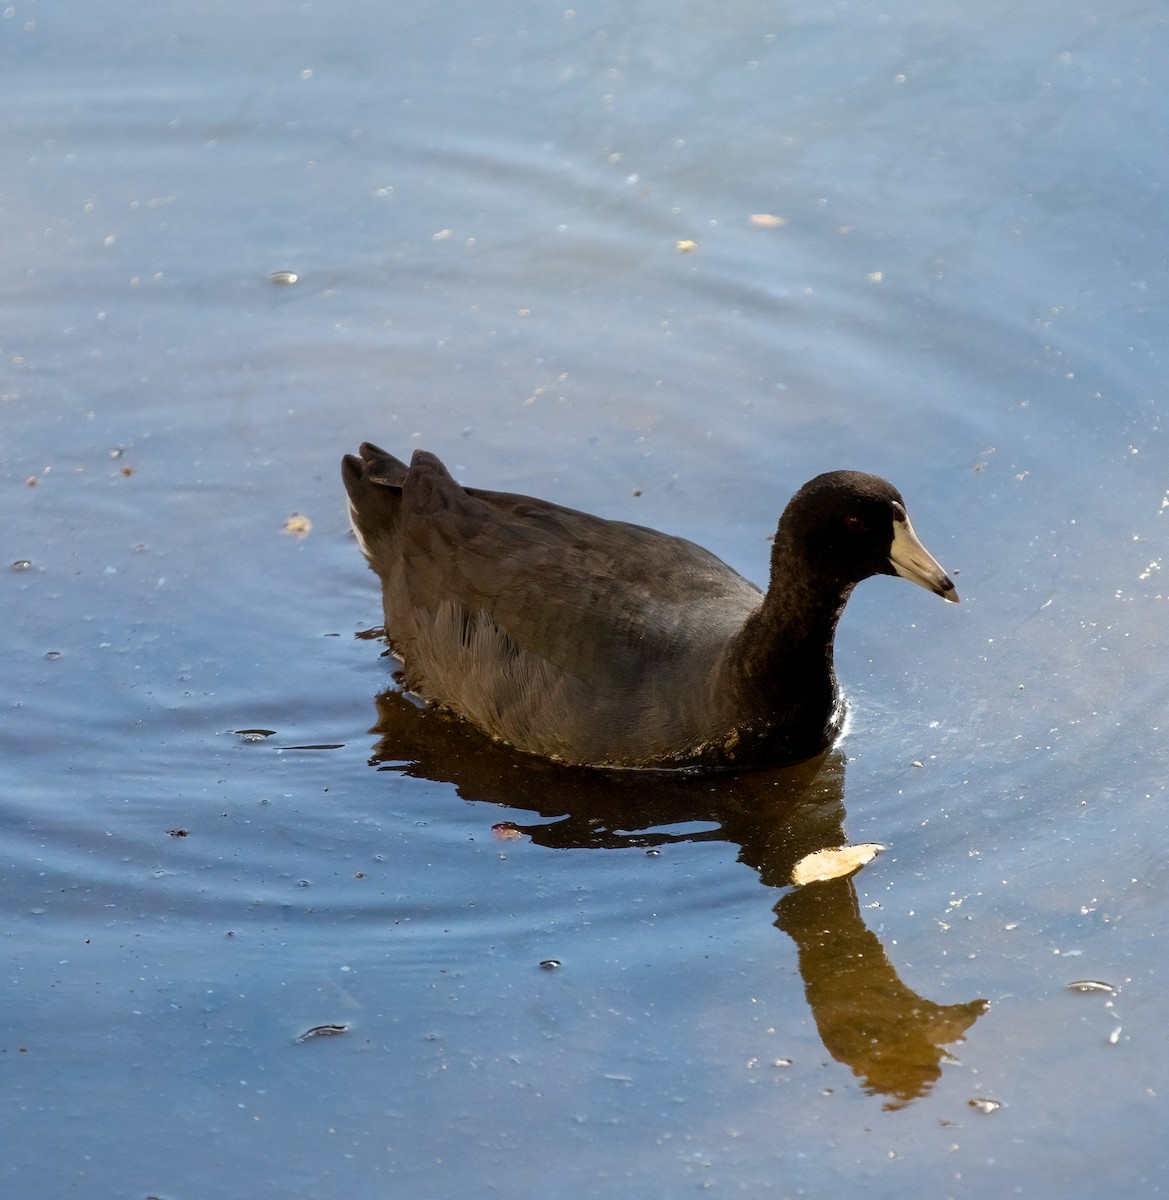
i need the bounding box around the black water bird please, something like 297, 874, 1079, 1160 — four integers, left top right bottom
342, 444, 957, 771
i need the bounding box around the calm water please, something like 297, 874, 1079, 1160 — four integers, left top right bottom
4, 1, 1168, 1196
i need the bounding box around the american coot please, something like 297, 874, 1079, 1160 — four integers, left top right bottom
342, 444, 957, 771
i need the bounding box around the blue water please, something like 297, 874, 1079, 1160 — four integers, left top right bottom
4, 2, 1168, 1196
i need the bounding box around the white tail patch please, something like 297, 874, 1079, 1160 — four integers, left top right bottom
347, 496, 373, 560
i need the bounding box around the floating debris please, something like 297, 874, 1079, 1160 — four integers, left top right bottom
791, 843, 884, 886
166, 828, 189, 838
1066, 980, 1116, 995
234, 728, 277, 743
11, 560, 32, 571
269, 270, 299, 285
295, 1023, 349, 1043
968, 1097, 1002, 1114
44, 650, 62, 662
538, 959, 561, 971
492, 822, 523, 841
749, 213, 787, 228
283, 512, 312, 538
675, 239, 698, 253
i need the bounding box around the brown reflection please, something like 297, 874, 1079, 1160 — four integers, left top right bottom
370, 689, 986, 1107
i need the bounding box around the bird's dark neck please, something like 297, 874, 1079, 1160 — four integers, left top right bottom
727, 541, 855, 734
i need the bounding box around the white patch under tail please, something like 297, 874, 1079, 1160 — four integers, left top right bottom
347, 495, 373, 560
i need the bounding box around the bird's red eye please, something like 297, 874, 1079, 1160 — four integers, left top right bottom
845, 516, 868, 533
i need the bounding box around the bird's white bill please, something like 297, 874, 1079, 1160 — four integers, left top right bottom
889, 517, 959, 602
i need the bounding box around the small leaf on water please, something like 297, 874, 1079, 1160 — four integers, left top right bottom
283, 512, 312, 537
791, 843, 884, 886
295, 1024, 349, 1043
1066, 980, 1116, 995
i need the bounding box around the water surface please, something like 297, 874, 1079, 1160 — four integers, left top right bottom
3, 2, 1168, 1196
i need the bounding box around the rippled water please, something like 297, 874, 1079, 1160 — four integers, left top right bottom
4, 1, 1168, 1196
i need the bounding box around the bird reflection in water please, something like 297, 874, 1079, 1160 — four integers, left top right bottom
369, 688, 987, 1109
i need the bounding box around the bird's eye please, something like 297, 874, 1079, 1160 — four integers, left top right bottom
844, 515, 868, 534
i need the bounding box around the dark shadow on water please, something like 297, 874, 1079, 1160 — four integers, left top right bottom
369, 689, 987, 1109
